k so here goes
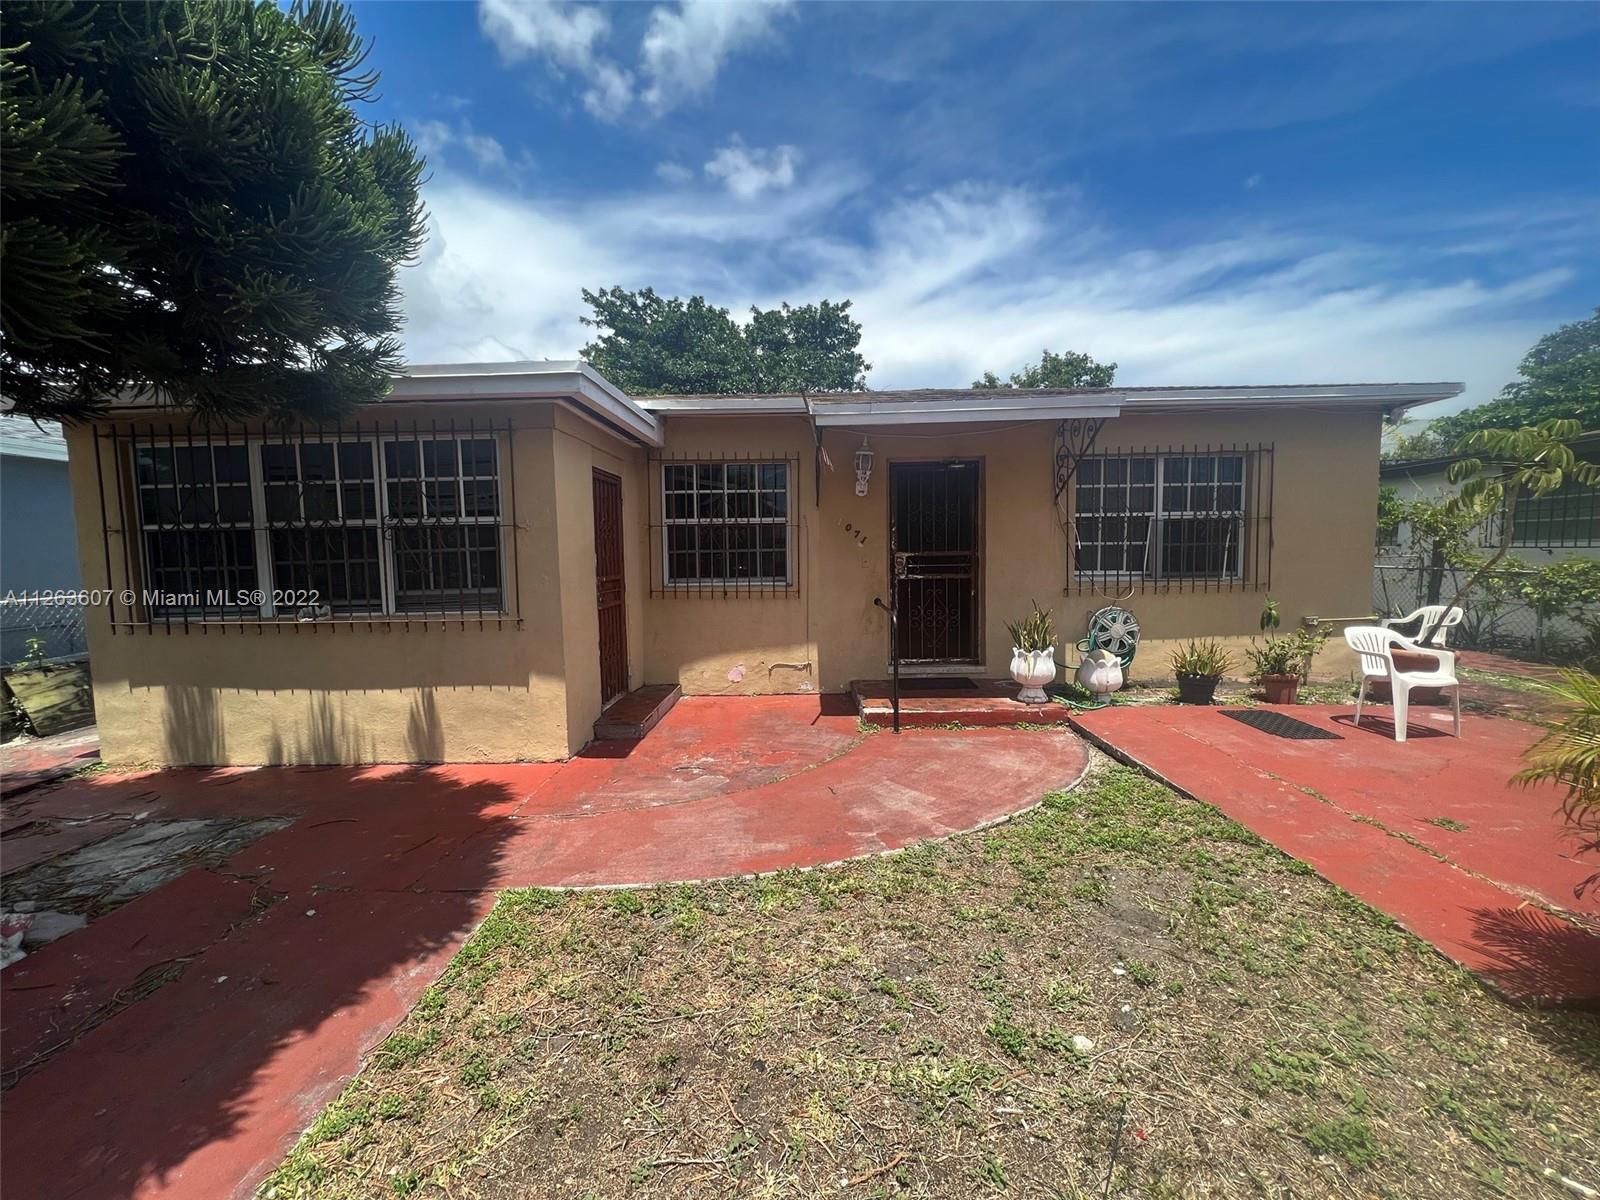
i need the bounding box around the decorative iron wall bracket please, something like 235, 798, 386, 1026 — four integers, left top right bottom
1053, 417, 1105, 503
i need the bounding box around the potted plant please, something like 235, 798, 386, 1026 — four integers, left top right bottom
1247, 635, 1309, 704
1169, 639, 1233, 705
1006, 602, 1057, 704
1247, 597, 1307, 704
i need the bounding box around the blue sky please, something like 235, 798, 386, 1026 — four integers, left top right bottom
350, 1, 1600, 417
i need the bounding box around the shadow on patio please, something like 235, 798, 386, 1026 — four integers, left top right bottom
2, 694, 1096, 1199
1, 763, 527, 1200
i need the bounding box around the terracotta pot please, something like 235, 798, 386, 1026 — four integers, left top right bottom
1010, 646, 1056, 704
1175, 672, 1220, 705
1261, 674, 1301, 704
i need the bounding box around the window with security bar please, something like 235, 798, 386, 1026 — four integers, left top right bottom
1509, 478, 1599, 548
660, 461, 791, 587
261, 440, 383, 613
1071, 446, 1272, 592
134, 443, 259, 610
383, 437, 502, 611
109, 422, 518, 629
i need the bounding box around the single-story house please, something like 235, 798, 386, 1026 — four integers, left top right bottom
1380, 442, 1600, 562
1, 415, 87, 662
62, 364, 1461, 765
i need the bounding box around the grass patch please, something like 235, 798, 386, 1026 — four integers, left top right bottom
260, 761, 1599, 1200
1299, 1113, 1381, 1169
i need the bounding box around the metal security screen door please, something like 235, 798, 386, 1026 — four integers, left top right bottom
890, 460, 981, 664
593, 470, 628, 704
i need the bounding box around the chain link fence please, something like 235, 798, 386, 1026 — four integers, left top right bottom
0, 597, 88, 665
1372, 554, 1593, 662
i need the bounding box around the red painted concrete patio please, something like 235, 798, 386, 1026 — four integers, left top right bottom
0, 696, 1088, 1200
0, 726, 100, 799
1071, 703, 1600, 1007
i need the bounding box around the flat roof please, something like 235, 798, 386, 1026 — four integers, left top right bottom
0, 415, 69, 462
389, 361, 662, 446
639, 381, 1465, 421
89, 365, 1465, 438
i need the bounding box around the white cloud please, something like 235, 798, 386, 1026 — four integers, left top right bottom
412, 119, 453, 159
461, 131, 509, 171
703, 137, 799, 199
412, 119, 513, 174
477, 0, 635, 119
655, 160, 694, 185
1244, 174, 1263, 189
396, 168, 1570, 415
639, 0, 794, 114
475, 0, 789, 120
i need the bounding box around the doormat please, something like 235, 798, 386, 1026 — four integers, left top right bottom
1220, 709, 1343, 740
897, 677, 978, 691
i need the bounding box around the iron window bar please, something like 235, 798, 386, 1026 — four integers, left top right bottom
648, 450, 803, 598
1506, 478, 1600, 549
1065, 442, 1274, 595
90, 417, 522, 634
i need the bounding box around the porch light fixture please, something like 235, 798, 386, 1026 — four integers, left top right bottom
854, 437, 875, 497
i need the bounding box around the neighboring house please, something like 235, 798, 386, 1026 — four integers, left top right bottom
1376, 443, 1599, 657
0, 415, 86, 661
60, 364, 1460, 765
1379, 442, 1600, 565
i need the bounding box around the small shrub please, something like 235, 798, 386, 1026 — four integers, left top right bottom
1170, 639, 1234, 678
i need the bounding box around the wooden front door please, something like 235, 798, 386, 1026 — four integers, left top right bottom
593, 469, 628, 704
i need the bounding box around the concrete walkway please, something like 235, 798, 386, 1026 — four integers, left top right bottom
0, 697, 1088, 1200
1071, 703, 1599, 1007
0, 726, 100, 798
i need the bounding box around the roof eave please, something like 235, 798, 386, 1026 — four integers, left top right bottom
811, 397, 1123, 426
0, 437, 70, 462
638, 395, 810, 415
387, 361, 663, 447
1119, 383, 1464, 415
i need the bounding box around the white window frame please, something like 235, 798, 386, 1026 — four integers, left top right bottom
259, 437, 387, 617
1074, 452, 1248, 583
128, 433, 509, 619
660, 460, 793, 588
131, 439, 264, 617
379, 433, 505, 614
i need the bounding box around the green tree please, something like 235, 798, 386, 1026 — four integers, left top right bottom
1514, 558, 1600, 658
1385, 308, 1600, 459
1, 1, 426, 423
1396, 492, 1494, 604
1376, 484, 1404, 546
1515, 668, 1600, 896
579, 286, 868, 394
1432, 418, 1600, 637
972, 348, 1116, 390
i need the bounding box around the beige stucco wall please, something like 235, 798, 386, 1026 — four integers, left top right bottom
68, 396, 1382, 766
644, 407, 1380, 692
67, 401, 644, 767
550, 407, 647, 753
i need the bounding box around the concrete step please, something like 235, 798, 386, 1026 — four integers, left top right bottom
852, 678, 1073, 728
594, 684, 682, 741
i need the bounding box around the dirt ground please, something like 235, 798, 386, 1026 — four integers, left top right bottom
261, 758, 1599, 1200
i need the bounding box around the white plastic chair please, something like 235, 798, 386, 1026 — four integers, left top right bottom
1344, 625, 1462, 743
1380, 605, 1464, 647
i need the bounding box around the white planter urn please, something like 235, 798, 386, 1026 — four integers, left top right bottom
1010, 645, 1057, 704
1075, 648, 1123, 703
